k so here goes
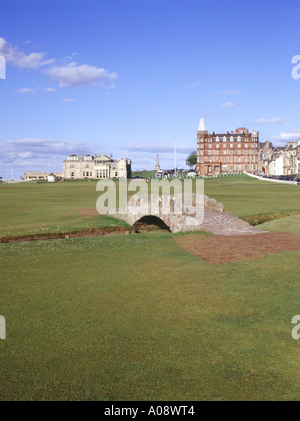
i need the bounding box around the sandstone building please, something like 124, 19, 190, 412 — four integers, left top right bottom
261, 140, 300, 177
196, 118, 259, 176
62, 153, 132, 179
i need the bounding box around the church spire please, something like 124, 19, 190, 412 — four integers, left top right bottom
155, 153, 161, 171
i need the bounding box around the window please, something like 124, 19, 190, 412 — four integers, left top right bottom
216, 144, 220, 149
208, 144, 212, 149
245, 144, 248, 148
230, 144, 234, 148
223, 144, 226, 149
216, 136, 219, 142
223, 136, 227, 142
237, 144, 241, 148
230, 136, 234, 142
200, 144, 204, 149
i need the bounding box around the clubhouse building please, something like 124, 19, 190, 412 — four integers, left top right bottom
62, 153, 132, 179
196, 118, 259, 176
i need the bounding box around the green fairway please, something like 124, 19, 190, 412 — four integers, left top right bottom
0, 181, 128, 237
203, 175, 300, 217
258, 214, 300, 234
1, 175, 300, 238
0, 233, 299, 400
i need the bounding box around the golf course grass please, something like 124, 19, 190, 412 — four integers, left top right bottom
0, 175, 300, 400
257, 214, 300, 234
0, 233, 299, 400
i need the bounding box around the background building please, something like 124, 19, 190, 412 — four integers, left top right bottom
24, 171, 62, 181
260, 140, 300, 177
196, 118, 259, 176
62, 153, 132, 179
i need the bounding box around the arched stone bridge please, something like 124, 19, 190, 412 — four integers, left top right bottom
97, 193, 265, 235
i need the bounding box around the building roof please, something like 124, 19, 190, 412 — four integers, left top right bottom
198, 117, 207, 132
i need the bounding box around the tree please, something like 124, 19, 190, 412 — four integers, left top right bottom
186, 151, 197, 168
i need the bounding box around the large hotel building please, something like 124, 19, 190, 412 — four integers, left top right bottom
196, 118, 259, 176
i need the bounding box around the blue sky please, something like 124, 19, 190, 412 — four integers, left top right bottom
0, 0, 300, 178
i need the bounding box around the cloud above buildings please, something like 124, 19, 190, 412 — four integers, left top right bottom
46, 62, 118, 87
215, 89, 242, 96
17, 87, 36, 94
0, 37, 118, 89
122, 143, 194, 154
0, 37, 54, 69
221, 101, 235, 109
0, 138, 94, 164
267, 130, 300, 143
184, 81, 201, 89
63, 98, 77, 103
255, 117, 284, 124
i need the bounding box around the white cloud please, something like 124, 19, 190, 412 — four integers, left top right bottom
215, 89, 241, 96
184, 81, 201, 89
17, 87, 35, 94
0, 37, 53, 69
0, 138, 93, 163
255, 117, 284, 124
0, 38, 118, 90
123, 143, 194, 154
268, 130, 300, 143
63, 98, 77, 102
46, 62, 118, 87
42, 87, 57, 93
221, 101, 235, 109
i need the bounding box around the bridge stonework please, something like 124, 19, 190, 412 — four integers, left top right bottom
98, 193, 224, 233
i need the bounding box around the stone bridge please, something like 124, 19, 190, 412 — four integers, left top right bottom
97, 191, 266, 235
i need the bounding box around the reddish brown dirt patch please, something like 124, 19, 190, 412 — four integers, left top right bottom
175, 231, 300, 265
77, 208, 99, 217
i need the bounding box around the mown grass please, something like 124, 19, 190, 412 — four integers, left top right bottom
0, 232, 299, 401
203, 175, 300, 217
257, 214, 300, 234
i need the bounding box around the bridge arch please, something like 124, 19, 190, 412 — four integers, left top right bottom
132, 215, 171, 232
